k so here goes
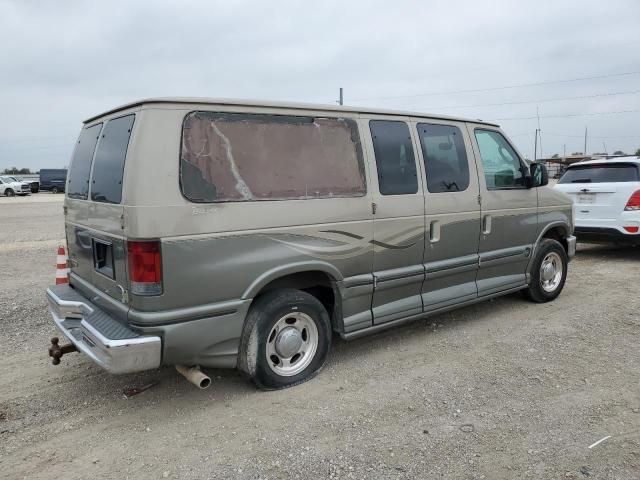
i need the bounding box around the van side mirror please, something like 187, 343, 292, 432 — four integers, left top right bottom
529, 162, 548, 187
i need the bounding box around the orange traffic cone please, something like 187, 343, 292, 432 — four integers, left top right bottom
56, 245, 69, 285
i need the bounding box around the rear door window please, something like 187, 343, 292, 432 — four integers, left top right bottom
180, 112, 366, 202
418, 123, 469, 192
90, 114, 135, 204
67, 124, 102, 200
369, 120, 418, 195
558, 164, 640, 183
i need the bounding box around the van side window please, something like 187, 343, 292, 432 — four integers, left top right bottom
67, 123, 102, 200
90, 114, 135, 204
474, 129, 525, 189
369, 120, 418, 195
180, 112, 366, 202
418, 123, 469, 192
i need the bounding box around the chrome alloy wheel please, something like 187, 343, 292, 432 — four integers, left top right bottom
266, 312, 319, 377
540, 251, 563, 293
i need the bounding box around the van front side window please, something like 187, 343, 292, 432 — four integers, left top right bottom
180, 112, 366, 202
474, 129, 525, 189
369, 120, 418, 195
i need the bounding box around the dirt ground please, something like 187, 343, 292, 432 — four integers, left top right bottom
0, 194, 639, 479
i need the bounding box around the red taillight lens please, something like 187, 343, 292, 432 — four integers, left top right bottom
127, 240, 162, 295
623, 226, 639, 233
625, 190, 640, 211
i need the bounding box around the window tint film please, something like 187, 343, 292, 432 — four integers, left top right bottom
90, 114, 135, 204
474, 130, 525, 189
558, 164, 639, 183
181, 112, 366, 202
67, 124, 102, 199
369, 120, 417, 195
418, 123, 469, 192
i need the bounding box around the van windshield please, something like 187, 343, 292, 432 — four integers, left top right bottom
558, 163, 639, 183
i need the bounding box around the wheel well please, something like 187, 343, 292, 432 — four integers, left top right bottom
257, 271, 342, 333
541, 226, 568, 253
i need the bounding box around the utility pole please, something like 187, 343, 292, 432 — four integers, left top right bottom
339, 87, 343, 106
584, 127, 588, 155
534, 129, 540, 161
563, 144, 566, 157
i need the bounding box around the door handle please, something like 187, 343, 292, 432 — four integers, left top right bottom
482, 215, 492, 235
429, 221, 440, 243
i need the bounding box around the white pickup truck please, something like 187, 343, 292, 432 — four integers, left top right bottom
554, 158, 640, 245
0, 175, 31, 196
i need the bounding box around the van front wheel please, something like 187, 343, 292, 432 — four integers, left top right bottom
524, 238, 568, 303
238, 289, 332, 390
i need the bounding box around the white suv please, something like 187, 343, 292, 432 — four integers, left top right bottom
554, 158, 640, 245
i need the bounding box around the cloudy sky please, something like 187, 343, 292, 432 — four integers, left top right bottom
1, 0, 639, 171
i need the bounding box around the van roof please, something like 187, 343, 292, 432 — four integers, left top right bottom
83, 97, 500, 127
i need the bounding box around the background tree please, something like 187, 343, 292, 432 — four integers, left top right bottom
613, 150, 625, 155
551, 153, 559, 158
636, 148, 640, 156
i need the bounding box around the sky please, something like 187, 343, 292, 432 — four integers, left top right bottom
1, 0, 639, 171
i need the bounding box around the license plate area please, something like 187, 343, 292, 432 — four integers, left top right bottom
577, 193, 596, 204
92, 238, 115, 279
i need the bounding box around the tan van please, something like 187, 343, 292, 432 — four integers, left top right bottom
46, 98, 575, 389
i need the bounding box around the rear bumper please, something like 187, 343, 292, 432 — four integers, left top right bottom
46, 284, 161, 373
574, 227, 640, 245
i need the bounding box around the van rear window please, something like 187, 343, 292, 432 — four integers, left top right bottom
67, 124, 102, 199
90, 114, 135, 204
558, 164, 639, 183
180, 112, 366, 202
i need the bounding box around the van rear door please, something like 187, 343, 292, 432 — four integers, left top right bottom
65, 115, 135, 310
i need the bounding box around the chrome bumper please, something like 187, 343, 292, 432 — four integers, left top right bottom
566, 235, 577, 258
46, 285, 161, 374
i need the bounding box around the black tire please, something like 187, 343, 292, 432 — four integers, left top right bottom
5, 188, 14, 197
52, 187, 59, 194
524, 238, 568, 303
238, 288, 332, 390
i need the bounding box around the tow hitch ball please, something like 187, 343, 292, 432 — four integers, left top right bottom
48, 337, 77, 365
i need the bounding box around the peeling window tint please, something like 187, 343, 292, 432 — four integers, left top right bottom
180, 112, 366, 202
418, 123, 469, 193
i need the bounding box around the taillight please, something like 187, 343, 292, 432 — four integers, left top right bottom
127, 240, 162, 295
624, 190, 640, 211
623, 226, 639, 233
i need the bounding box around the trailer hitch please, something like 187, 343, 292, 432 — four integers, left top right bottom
48, 337, 77, 365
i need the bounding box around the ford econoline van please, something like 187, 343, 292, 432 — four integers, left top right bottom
46, 98, 575, 389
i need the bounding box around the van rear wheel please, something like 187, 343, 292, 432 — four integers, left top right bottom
524, 238, 568, 303
238, 289, 331, 390
52, 187, 59, 194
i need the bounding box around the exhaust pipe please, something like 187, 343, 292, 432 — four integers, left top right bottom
175, 365, 211, 389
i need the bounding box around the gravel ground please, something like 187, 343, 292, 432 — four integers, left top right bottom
0, 195, 639, 479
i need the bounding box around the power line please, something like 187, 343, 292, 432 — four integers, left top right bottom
543, 132, 640, 139
425, 89, 640, 110
351, 70, 640, 102
493, 109, 640, 121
